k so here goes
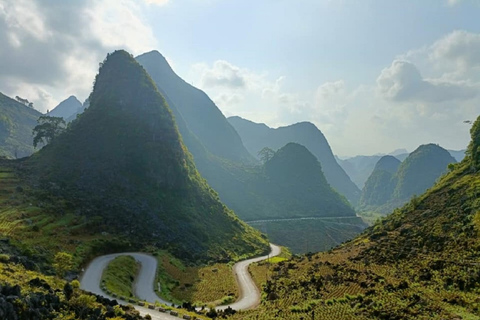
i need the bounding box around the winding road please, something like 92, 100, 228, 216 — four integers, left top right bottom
80, 244, 280, 319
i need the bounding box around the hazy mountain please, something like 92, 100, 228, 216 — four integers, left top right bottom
234, 143, 365, 253
260, 143, 355, 218
359, 144, 456, 214
360, 155, 401, 207
27, 50, 268, 261
336, 155, 382, 189
238, 116, 480, 320
447, 149, 466, 162
228, 116, 361, 204
47, 95, 82, 120
136, 51, 254, 164
0, 92, 41, 158
393, 144, 456, 201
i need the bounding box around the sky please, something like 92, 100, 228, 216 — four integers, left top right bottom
0, 0, 479, 156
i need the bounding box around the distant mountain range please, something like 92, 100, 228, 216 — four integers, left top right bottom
228, 116, 361, 204
337, 148, 465, 189
359, 143, 457, 214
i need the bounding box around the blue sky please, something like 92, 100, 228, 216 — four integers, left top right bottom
0, 0, 479, 156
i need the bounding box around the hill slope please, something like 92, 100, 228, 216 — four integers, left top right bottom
360, 155, 401, 207
231, 116, 480, 320
227, 143, 365, 253
136, 51, 254, 164
47, 95, 82, 120
0, 92, 42, 158
24, 50, 268, 261
359, 144, 456, 215
228, 116, 361, 204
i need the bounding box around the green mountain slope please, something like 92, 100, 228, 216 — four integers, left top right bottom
360, 155, 400, 207
359, 144, 456, 215
228, 116, 361, 204
336, 155, 382, 189
232, 116, 480, 320
136, 51, 254, 164
223, 143, 366, 253
24, 50, 268, 261
0, 92, 42, 158
393, 143, 456, 200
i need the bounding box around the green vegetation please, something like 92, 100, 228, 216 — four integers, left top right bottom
24, 50, 268, 262
249, 217, 367, 254
0, 92, 42, 158
155, 250, 238, 306
0, 240, 143, 320
228, 116, 361, 204
227, 116, 480, 320
32, 115, 66, 148
137, 50, 255, 164
359, 144, 457, 216
102, 255, 140, 298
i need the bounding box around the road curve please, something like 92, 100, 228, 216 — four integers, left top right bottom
80, 243, 280, 316
218, 243, 281, 310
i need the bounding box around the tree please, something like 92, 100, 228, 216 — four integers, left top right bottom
53, 251, 74, 278
258, 147, 275, 163
32, 116, 66, 148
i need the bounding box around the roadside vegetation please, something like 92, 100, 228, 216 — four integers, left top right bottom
102, 255, 140, 299
155, 250, 239, 306
227, 123, 480, 319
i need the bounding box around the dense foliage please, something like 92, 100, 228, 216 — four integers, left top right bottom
0, 92, 42, 159
228, 119, 480, 319
23, 50, 268, 262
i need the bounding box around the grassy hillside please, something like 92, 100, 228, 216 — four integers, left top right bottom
228, 117, 480, 320
0, 92, 42, 158
20, 50, 268, 262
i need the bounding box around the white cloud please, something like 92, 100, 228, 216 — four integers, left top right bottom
144, 0, 170, 5
200, 60, 246, 88
429, 30, 480, 74
191, 60, 309, 125
0, 0, 158, 112
447, 0, 462, 6
376, 60, 478, 103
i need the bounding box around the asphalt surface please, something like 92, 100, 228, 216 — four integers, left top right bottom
80, 244, 280, 317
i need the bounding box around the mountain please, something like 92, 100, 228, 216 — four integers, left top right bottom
136, 51, 254, 164
260, 143, 355, 218
359, 144, 456, 215
236, 143, 365, 253
26, 50, 268, 261
0, 92, 42, 158
448, 149, 466, 162
232, 116, 480, 320
228, 116, 361, 204
393, 144, 456, 201
360, 155, 401, 207
336, 155, 382, 189
47, 95, 82, 120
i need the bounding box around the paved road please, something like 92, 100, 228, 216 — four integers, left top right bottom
246, 216, 360, 224
218, 243, 281, 310
80, 244, 280, 317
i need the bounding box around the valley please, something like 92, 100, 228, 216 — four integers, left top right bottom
0, 3, 478, 319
